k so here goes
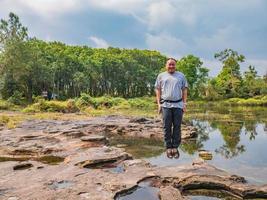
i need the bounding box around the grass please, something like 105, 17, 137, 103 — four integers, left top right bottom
224, 96, 267, 106
0, 114, 25, 129
0, 99, 20, 110
2, 95, 266, 115
22, 99, 79, 113
188, 95, 267, 107
0, 95, 266, 129
0, 112, 93, 129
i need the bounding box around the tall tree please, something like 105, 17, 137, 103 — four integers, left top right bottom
242, 65, 258, 97
214, 49, 244, 98
0, 12, 29, 100
176, 55, 209, 98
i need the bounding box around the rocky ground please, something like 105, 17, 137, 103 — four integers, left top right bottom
0, 115, 266, 200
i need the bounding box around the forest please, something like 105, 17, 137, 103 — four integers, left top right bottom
0, 13, 266, 105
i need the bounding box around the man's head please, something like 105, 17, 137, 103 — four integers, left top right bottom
166, 58, 177, 74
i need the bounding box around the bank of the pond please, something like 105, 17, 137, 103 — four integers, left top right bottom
188, 95, 267, 107
0, 95, 266, 129
1, 95, 267, 113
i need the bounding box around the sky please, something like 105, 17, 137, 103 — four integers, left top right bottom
0, 0, 266, 77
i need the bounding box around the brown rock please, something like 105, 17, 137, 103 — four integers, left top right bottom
159, 186, 187, 200
13, 162, 33, 170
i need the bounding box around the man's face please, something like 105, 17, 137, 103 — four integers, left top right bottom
166, 59, 176, 73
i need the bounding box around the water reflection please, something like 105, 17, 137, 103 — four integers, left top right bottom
184, 189, 240, 200
196, 120, 245, 159
110, 106, 267, 184
115, 178, 160, 200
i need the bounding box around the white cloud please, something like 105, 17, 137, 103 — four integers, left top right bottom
195, 25, 242, 52
201, 59, 222, 77
243, 59, 267, 76
1, 0, 264, 29
201, 58, 267, 77
202, 0, 265, 10
146, 32, 187, 58
87, 0, 146, 13
0, 0, 83, 19
147, 1, 176, 30
23, 0, 80, 16
89, 36, 109, 48
87, 0, 150, 23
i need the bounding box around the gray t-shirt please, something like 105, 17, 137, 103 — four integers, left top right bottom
154, 71, 188, 108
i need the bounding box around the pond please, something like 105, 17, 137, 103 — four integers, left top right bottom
110, 105, 267, 185
115, 177, 239, 200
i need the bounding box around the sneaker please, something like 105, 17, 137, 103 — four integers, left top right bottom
172, 148, 180, 159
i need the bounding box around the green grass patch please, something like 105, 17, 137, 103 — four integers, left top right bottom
0, 99, 18, 110
189, 96, 267, 107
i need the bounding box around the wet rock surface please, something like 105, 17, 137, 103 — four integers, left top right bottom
0, 116, 197, 159
159, 186, 187, 200
0, 115, 266, 199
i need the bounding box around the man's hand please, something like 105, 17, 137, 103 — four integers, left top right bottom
182, 103, 186, 113
157, 104, 162, 114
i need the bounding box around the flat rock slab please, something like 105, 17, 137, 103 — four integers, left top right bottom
0, 116, 266, 199
159, 186, 188, 200
69, 146, 132, 168
1, 152, 267, 199
0, 115, 197, 162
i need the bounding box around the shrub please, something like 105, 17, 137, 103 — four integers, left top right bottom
45, 101, 67, 112
7, 91, 25, 105
128, 97, 156, 109
93, 95, 115, 108
112, 98, 130, 109
23, 100, 79, 113
75, 93, 95, 109
33, 95, 45, 103
0, 115, 21, 129
0, 99, 14, 110
224, 96, 267, 106
66, 99, 79, 112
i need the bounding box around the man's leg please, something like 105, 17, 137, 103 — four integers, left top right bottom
162, 107, 173, 149
172, 107, 183, 148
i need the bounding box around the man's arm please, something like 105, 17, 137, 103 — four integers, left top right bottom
154, 74, 162, 114
181, 74, 188, 112
155, 88, 162, 114
182, 88, 187, 103
155, 88, 161, 106
182, 87, 188, 112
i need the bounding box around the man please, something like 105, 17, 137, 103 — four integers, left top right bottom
154, 58, 188, 159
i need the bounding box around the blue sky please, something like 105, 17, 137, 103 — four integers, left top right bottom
0, 0, 266, 77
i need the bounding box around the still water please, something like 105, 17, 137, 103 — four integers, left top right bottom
111, 105, 267, 185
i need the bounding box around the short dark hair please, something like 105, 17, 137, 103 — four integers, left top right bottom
166, 57, 177, 63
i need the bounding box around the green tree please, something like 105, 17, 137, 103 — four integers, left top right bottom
176, 55, 209, 98
0, 12, 29, 101
214, 49, 245, 98
1, 12, 265, 102
203, 78, 222, 100
242, 65, 260, 97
